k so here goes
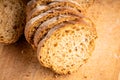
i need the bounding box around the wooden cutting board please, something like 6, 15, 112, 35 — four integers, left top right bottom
0, 0, 120, 80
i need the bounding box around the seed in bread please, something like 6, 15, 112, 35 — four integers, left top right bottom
25, 7, 81, 45
0, 0, 25, 44
37, 19, 97, 74
26, 0, 82, 21
33, 15, 82, 48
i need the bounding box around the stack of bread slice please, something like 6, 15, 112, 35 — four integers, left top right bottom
25, 0, 97, 74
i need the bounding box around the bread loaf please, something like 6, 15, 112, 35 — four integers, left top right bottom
0, 0, 25, 44
25, 0, 97, 74
37, 19, 97, 74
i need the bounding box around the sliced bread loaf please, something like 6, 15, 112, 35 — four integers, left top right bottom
26, 0, 82, 21
0, 0, 25, 44
37, 19, 97, 74
25, 7, 81, 45
33, 15, 82, 48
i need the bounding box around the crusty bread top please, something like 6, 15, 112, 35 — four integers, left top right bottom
37, 19, 97, 74
25, 7, 81, 45
0, 0, 25, 44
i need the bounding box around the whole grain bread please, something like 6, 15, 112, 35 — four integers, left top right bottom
33, 15, 82, 48
37, 19, 97, 74
25, 7, 81, 45
0, 0, 25, 44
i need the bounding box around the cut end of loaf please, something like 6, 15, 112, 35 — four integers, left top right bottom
37, 20, 97, 74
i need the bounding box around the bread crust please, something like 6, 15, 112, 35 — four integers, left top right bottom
26, 0, 82, 21
26, 0, 83, 16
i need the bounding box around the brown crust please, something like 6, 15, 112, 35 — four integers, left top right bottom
26, 0, 52, 17
26, 0, 82, 21
37, 19, 97, 74
26, 5, 47, 22
25, 7, 81, 45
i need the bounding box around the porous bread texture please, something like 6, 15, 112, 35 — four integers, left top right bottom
37, 19, 97, 74
33, 15, 81, 48
0, 0, 25, 44
26, 0, 82, 21
25, 7, 81, 46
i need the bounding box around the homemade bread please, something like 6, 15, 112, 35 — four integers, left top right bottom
37, 19, 97, 74
25, 0, 97, 74
0, 0, 25, 44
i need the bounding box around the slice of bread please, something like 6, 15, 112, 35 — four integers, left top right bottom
25, 7, 81, 45
33, 15, 82, 48
0, 0, 25, 44
37, 19, 97, 74
26, 0, 82, 21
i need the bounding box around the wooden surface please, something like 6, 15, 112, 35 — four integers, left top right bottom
0, 0, 120, 80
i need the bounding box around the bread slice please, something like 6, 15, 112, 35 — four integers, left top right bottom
0, 0, 25, 44
25, 7, 81, 45
33, 15, 82, 48
26, 0, 82, 21
37, 19, 97, 74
